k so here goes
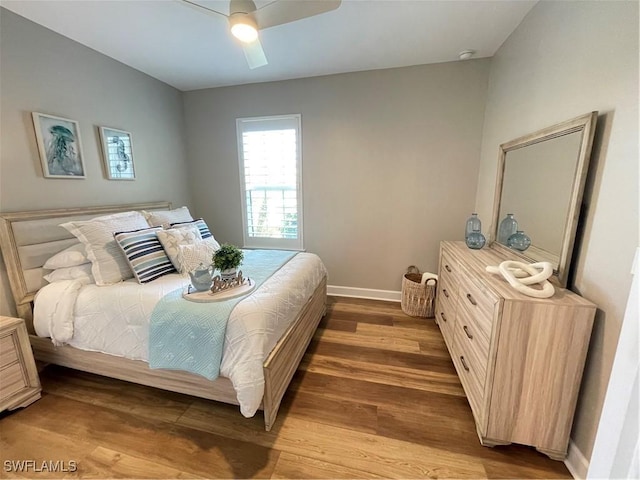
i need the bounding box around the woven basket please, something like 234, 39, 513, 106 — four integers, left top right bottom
401, 266, 437, 318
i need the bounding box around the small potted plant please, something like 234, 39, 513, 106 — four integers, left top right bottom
212, 243, 244, 281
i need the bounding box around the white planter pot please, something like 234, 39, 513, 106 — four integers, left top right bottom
220, 268, 237, 282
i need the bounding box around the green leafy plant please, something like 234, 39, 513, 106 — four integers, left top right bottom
212, 244, 244, 271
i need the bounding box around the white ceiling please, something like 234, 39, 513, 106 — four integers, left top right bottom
1, 0, 537, 91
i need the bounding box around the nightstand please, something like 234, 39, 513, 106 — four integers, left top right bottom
0, 316, 41, 411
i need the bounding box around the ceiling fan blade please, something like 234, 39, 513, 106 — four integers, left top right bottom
179, 0, 227, 19
253, 0, 341, 30
242, 38, 268, 69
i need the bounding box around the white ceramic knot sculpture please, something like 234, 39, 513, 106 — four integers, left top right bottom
485, 261, 555, 298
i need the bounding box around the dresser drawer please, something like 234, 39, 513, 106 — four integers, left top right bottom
435, 305, 455, 350
452, 358, 484, 425
456, 302, 490, 365
435, 280, 455, 347
457, 274, 498, 338
437, 272, 457, 313
0, 334, 19, 368
438, 276, 457, 308
452, 332, 486, 423
440, 249, 460, 285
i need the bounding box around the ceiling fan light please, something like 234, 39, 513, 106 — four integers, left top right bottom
230, 14, 258, 43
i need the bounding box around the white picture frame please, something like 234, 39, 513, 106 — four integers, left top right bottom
99, 126, 136, 180
32, 112, 86, 179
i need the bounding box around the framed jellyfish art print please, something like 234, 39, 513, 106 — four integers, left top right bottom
98, 126, 136, 180
32, 112, 86, 179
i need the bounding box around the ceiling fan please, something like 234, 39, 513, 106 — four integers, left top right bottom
181, 0, 342, 69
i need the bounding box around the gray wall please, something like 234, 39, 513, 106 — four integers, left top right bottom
184, 60, 491, 291
475, 0, 639, 460
0, 9, 191, 316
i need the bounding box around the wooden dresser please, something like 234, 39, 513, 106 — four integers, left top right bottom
0, 316, 41, 411
435, 241, 595, 460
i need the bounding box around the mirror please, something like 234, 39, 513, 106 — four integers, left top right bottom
490, 112, 598, 287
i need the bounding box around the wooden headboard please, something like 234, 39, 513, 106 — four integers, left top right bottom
0, 202, 171, 331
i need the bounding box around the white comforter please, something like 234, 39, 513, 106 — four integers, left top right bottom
34, 252, 326, 417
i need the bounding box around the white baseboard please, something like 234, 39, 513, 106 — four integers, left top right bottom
327, 285, 401, 302
565, 439, 589, 479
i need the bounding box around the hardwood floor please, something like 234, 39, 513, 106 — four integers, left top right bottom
0, 296, 572, 479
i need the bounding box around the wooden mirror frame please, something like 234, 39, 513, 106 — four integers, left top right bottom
490, 111, 598, 288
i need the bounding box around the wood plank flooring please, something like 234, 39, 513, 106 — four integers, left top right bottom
0, 296, 572, 479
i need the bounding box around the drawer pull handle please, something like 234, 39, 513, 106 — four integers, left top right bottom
460, 356, 470, 372
445, 264, 452, 273
443, 288, 450, 298
440, 312, 447, 322
463, 325, 473, 339
466, 293, 478, 306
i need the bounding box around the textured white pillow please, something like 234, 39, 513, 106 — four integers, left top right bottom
143, 206, 193, 229
43, 243, 89, 269
44, 264, 94, 284
156, 224, 202, 270
177, 240, 219, 274
61, 211, 150, 285
202, 235, 221, 251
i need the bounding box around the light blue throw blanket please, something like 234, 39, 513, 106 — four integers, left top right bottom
148, 249, 297, 379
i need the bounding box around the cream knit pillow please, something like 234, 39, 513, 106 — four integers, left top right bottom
156, 224, 202, 271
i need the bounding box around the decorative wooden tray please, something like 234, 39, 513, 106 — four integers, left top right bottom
182, 279, 256, 303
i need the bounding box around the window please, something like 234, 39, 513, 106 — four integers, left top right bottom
236, 115, 303, 250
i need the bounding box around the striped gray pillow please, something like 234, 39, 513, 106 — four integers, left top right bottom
171, 218, 213, 240
114, 227, 176, 284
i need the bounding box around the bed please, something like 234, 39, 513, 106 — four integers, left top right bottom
0, 202, 327, 431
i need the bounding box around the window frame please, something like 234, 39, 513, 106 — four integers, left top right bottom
236, 114, 304, 250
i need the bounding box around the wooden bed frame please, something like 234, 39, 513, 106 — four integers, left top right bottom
0, 202, 326, 431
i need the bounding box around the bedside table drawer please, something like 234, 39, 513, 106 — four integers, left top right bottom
0, 334, 19, 368
1, 362, 27, 398
0, 316, 41, 412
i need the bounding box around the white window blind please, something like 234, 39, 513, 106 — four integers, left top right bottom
236, 115, 303, 250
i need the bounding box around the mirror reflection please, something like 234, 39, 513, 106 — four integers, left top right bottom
490, 112, 597, 288
497, 131, 583, 265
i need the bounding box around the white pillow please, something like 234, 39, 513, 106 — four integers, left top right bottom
143, 206, 193, 229
43, 243, 88, 269
177, 240, 219, 274
44, 264, 94, 284
202, 235, 221, 251
156, 224, 202, 270
60, 211, 150, 285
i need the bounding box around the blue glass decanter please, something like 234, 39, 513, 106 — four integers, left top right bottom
498, 213, 518, 245
466, 227, 486, 250
507, 230, 531, 251
465, 213, 482, 240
